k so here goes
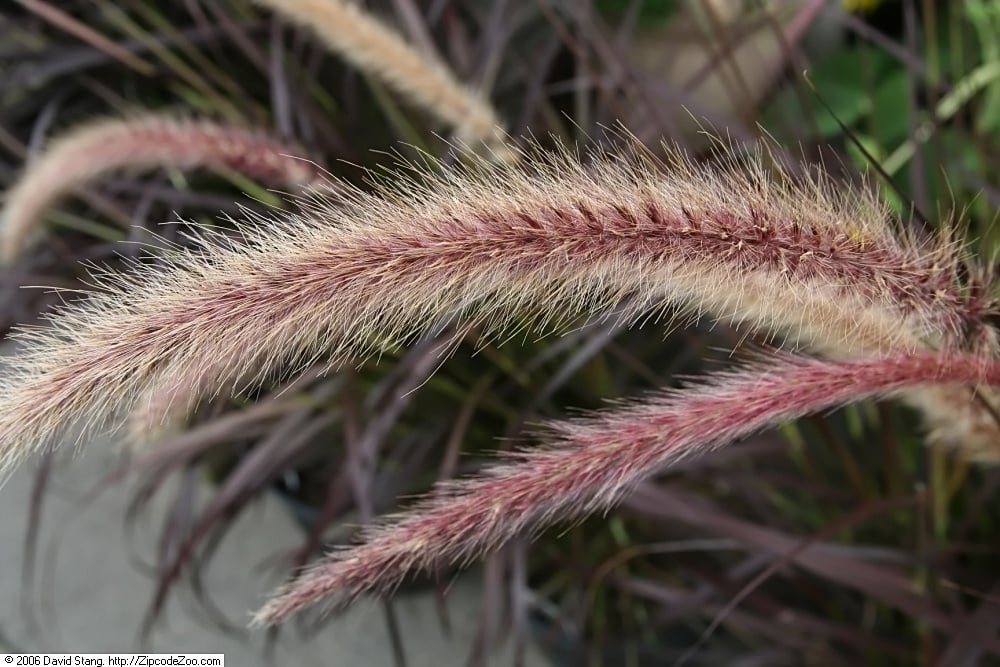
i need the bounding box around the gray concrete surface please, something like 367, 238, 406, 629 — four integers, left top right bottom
0, 445, 545, 666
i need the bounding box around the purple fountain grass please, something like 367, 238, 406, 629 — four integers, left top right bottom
0, 137, 998, 624
0, 113, 321, 262
1, 0, 512, 266
252, 349, 1000, 624
250, 0, 510, 157
0, 142, 995, 477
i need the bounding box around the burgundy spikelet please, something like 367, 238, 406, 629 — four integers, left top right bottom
0, 114, 320, 261
0, 143, 996, 475
253, 350, 1000, 623
0, 142, 998, 624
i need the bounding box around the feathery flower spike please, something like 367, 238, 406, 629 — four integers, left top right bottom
253, 349, 1000, 623
250, 0, 510, 157
0, 114, 320, 262
0, 140, 995, 478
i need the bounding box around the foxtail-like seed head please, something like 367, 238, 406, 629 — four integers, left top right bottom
0, 114, 320, 263
250, 0, 511, 159
0, 139, 997, 476
252, 349, 1000, 624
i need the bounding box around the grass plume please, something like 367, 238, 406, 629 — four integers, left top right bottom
1, 139, 999, 623
250, 0, 509, 155
253, 348, 1000, 624
0, 141, 995, 476
0, 114, 320, 262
